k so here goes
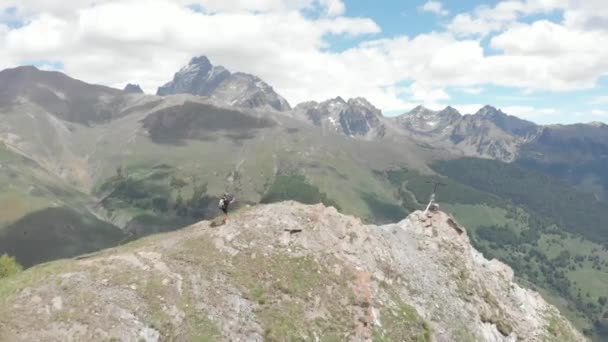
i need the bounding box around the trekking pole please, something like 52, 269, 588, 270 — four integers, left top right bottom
424, 181, 446, 214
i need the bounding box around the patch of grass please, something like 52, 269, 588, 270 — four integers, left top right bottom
260, 304, 309, 341
568, 269, 608, 298
545, 313, 581, 342
375, 286, 432, 342
0, 259, 77, 302
453, 326, 478, 342
0, 254, 22, 279
188, 315, 222, 342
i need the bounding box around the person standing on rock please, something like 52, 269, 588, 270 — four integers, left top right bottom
219, 193, 236, 219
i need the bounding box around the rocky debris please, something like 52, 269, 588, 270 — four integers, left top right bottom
123, 83, 144, 94
157, 56, 291, 111
0, 202, 584, 341
293, 97, 386, 139
395, 105, 461, 135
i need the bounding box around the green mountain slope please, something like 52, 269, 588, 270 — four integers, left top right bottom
0, 143, 126, 267
372, 159, 608, 339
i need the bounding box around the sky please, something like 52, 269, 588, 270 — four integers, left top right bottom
0, 0, 607, 124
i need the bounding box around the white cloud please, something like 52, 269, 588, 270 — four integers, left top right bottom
1, 0, 346, 17
318, 0, 345, 16
0, 0, 381, 105
592, 109, 608, 117
591, 96, 608, 105
460, 87, 484, 95
420, 1, 449, 16
409, 82, 450, 103
499, 105, 558, 122
452, 103, 484, 115
446, 0, 567, 36
0, 0, 607, 123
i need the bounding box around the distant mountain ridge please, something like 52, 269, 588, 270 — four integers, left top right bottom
0, 65, 125, 125
1, 63, 607, 200
123, 83, 143, 94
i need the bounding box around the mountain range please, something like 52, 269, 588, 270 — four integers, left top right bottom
0, 56, 607, 339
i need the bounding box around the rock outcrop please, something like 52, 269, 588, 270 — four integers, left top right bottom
0, 202, 583, 341
123, 83, 144, 94
294, 97, 386, 139
393, 105, 540, 161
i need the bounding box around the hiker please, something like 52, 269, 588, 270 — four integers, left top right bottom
218, 193, 236, 218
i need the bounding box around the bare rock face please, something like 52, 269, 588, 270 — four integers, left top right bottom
294, 97, 386, 139
123, 83, 144, 94
0, 202, 583, 341
394, 105, 540, 162
157, 56, 291, 112
395, 105, 462, 135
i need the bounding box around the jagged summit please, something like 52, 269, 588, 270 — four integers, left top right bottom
156, 55, 291, 111
188, 55, 213, 69
407, 105, 436, 116
294, 96, 385, 139
395, 105, 462, 134
473, 105, 538, 137
123, 83, 143, 94
0, 202, 583, 341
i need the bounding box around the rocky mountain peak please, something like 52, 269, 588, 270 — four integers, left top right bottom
333, 96, 346, 104
588, 121, 607, 128
156, 56, 291, 111
474, 105, 538, 137
0, 202, 583, 341
347, 97, 379, 112
294, 96, 385, 139
438, 105, 462, 118
395, 105, 460, 134
408, 105, 436, 116
476, 105, 502, 117
187, 55, 213, 70
123, 83, 143, 94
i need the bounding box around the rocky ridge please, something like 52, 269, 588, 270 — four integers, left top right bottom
393, 105, 541, 161
293, 97, 386, 139
157, 56, 291, 112
0, 202, 583, 341
123, 83, 144, 94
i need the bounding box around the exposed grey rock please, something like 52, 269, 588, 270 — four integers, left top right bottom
475, 105, 538, 137
123, 83, 143, 94
0, 202, 584, 341
293, 96, 385, 139
157, 56, 291, 111
395, 105, 461, 134
392, 105, 538, 161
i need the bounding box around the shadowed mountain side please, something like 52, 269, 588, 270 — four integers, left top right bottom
0, 207, 126, 268
141, 101, 276, 144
